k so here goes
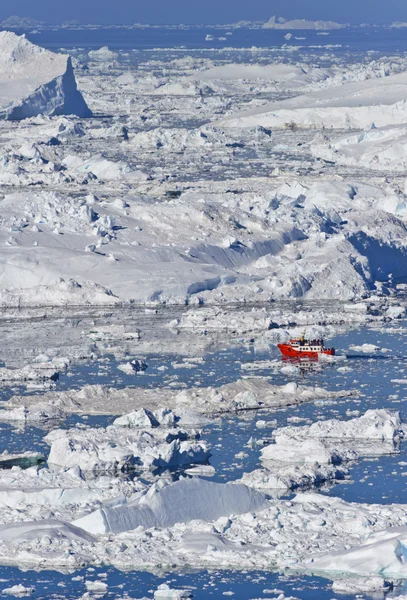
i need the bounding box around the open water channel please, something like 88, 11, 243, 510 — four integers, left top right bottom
0, 309, 407, 598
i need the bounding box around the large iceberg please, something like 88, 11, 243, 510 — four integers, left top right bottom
0, 31, 91, 120
74, 477, 269, 534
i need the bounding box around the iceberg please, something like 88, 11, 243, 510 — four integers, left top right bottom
263, 16, 346, 30
0, 31, 91, 120
73, 477, 268, 534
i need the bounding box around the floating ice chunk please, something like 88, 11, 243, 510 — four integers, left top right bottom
349, 343, 380, 353
184, 465, 216, 477
85, 580, 108, 594
304, 525, 407, 577
114, 408, 160, 428
154, 584, 191, 599
88, 46, 118, 61
239, 462, 347, 493
0, 402, 63, 422
262, 409, 403, 467
280, 365, 300, 376
113, 408, 176, 429
0, 451, 44, 469
88, 325, 140, 341
0, 363, 60, 383
262, 437, 342, 465
117, 359, 147, 375
1, 585, 35, 596
387, 305, 406, 319
45, 425, 209, 473
263, 16, 346, 29
332, 577, 393, 594
175, 378, 356, 413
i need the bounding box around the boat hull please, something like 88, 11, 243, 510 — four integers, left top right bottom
278, 343, 335, 358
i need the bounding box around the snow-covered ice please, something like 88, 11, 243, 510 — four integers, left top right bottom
4, 379, 356, 417
239, 410, 403, 493
45, 423, 209, 473
0, 22, 407, 599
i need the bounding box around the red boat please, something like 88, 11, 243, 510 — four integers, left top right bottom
278, 334, 335, 359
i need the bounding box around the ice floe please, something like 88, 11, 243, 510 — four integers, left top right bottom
45, 419, 209, 473
5, 379, 356, 417
240, 410, 403, 493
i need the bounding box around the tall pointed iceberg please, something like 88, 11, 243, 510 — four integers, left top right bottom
0, 31, 91, 120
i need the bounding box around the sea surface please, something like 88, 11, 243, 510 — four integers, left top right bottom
9, 25, 407, 68
21, 25, 407, 56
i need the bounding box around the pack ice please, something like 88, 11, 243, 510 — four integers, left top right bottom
0, 31, 91, 120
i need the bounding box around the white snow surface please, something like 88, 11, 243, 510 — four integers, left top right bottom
0, 44, 404, 308
217, 70, 407, 129
2, 488, 407, 579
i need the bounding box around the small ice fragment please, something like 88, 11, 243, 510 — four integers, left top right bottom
1, 585, 34, 597
184, 465, 215, 477
154, 583, 192, 599
85, 580, 108, 594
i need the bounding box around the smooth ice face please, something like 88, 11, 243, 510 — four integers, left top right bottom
73, 477, 269, 534
0, 31, 91, 120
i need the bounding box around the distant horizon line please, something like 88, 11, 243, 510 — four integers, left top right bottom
0, 18, 406, 29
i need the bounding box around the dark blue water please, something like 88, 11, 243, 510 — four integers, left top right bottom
0, 566, 361, 600
3, 320, 407, 505
10, 25, 407, 59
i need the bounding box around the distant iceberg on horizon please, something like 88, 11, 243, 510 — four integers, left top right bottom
263, 16, 347, 30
